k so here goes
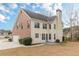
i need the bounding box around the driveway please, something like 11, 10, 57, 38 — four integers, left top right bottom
0, 39, 21, 50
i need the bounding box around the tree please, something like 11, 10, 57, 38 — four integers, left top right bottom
66, 6, 79, 41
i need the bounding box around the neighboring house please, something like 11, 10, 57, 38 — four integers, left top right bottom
63, 26, 79, 40
0, 30, 10, 38
12, 9, 63, 44
0, 30, 9, 36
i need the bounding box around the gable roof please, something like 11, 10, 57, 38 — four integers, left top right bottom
22, 9, 56, 21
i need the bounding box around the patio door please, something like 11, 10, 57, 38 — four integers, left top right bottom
46, 34, 48, 42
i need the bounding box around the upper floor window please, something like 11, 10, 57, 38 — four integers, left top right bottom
34, 22, 40, 28
16, 23, 23, 29
16, 25, 18, 29
49, 24, 51, 29
27, 23, 30, 28
35, 33, 39, 38
16, 23, 19, 29
43, 23, 47, 29
54, 24, 56, 29
21, 24, 23, 29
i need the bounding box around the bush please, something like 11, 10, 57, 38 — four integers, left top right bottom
23, 37, 32, 45
55, 39, 60, 43
19, 39, 23, 44
62, 36, 65, 42
76, 36, 79, 41
8, 38, 12, 42
62, 36, 67, 42
67, 37, 71, 41
5, 36, 9, 38
19, 37, 32, 45
74, 34, 79, 41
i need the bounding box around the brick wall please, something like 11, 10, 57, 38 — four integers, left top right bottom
12, 9, 31, 38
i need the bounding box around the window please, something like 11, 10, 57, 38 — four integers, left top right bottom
16, 23, 19, 29
49, 34, 51, 40
34, 22, 40, 28
27, 23, 30, 28
54, 34, 56, 40
43, 23, 47, 29
49, 24, 51, 29
16, 25, 18, 29
35, 33, 39, 38
42, 34, 45, 40
21, 24, 23, 29
16, 23, 23, 29
54, 24, 56, 29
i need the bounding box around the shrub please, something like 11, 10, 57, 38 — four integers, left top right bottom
5, 36, 9, 38
66, 37, 71, 41
62, 36, 65, 42
23, 37, 32, 45
62, 36, 67, 42
19, 39, 23, 44
55, 39, 60, 43
8, 38, 12, 42
74, 34, 79, 41
76, 37, 79, 41
19, 37, 32, 45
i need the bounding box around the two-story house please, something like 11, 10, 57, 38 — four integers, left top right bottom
12, 9, 63, 44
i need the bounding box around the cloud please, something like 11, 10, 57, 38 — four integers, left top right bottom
34, 10, 41, 14
0, 5, 10, 13
5, 8, 10, 13
54, 3, 62, 10
32, 5, 36, 10
29, 3, 62, 16
42, 3, 52, 12
41, 3, 55, 16
0, 5, 5, 11
41, 3, 62, 16
30, 3, 53, 16
31, 3, 41, 10
0, 14, 6, 23
7, 16, 10, 20
11, 3, 18, 9
20, 4, 27, 9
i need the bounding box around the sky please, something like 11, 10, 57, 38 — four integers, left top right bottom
0, 3, 79, 30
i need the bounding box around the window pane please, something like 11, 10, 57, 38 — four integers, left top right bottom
43, 23, 47, 29
27, 23, 30, 28
49, 24, 51, 29
35, 33, 39, 38
54, 34, 56, 40
44, 34, 45, 40
35, 22, 40, 28
49, 34, 51, 40
54, 24, 56, 29
21, 25, 23, 29
16, 25, 18, 29
42, 34, 45, 40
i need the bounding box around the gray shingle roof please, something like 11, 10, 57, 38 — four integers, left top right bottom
48, 16, 57, 21
23, 9, 56, 21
